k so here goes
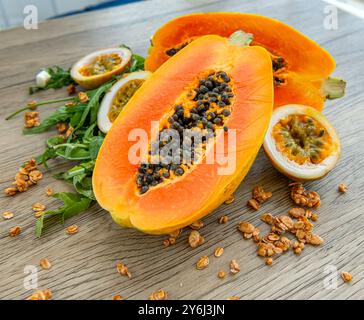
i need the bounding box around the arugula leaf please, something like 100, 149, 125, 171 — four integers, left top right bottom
29, 66, 75, 94
89, 136, 104, 160
129, 54, 145, 72
36, 192, 93, 237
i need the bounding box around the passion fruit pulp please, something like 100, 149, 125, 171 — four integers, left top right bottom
70, 47, 132, 89
97, 71, 151, 133
263, 104, 340, 181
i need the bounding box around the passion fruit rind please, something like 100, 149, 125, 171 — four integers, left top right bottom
263, 104, 340, 181
70, 47, 132, 90
97, 71, 152, 134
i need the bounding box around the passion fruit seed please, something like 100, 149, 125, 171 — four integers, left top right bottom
273, 114, 332, 165
137, 71, 234, 194
108, 79, 144, 122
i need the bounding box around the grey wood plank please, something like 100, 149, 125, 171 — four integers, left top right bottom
0, 0, 363, 300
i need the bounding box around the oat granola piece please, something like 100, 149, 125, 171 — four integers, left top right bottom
169, 229, 182, 239
218, 270, 226, 279
32, 202, 46, 212
189, 220, 204, 230
149, 289, 167, 300
26, 289, 52, 300
4, 187, 17, 196
45, 187, 54, 197
39, 258, 52, 270
230, 259, 240, 274
338, 183, 347, 193
2, 211, 14, 220
78, 91, 89, 103
9, 226, 21, 237
238, 221, 255, 234
229, 296, 240, 300
196, 256, 209, 270
188, 230, 205, 248
214, 247, 224, 258
289, 182, 321, 208
252, 186, 272, 203
113, 294, 123, 300
65, 224, 79, 235
247, 198, 260, 210
265, 258, 273, 266
217, 215, 229, 224
117, 262, 131, 278
56, 122, 68, 134
224, 194, 235, 205
341, 271, 353, 283
67, 84, 76, 95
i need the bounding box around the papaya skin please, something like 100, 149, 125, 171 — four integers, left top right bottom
93, 35, 273, 234
145, 12, 337, 111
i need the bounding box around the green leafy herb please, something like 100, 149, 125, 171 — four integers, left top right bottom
36, 192, 93, 237
29, 66, 75, 94
9, 46, 145, 237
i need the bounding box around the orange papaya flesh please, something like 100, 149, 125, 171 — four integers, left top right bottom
145, 12, 342, 111
93, 35, 273, 234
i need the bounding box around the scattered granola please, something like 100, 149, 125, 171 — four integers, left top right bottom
32, 202, 46, 212
218, 215, 229, 224
117, 262, 132, 278
113, 294, 123, 300
169, 229, 182, 239
218, 270, 226, 279
149, 289, 167, 300
190, 220, 204, 230
65, 224, 79, 235
229, 296, 240, 300
289, 182, 321, 208
265, 258, 273, 266
9, 226, 21, 237
4, 159, 42, 196
196, 256, 209, 270
24, 111, 40, 128
214, 247, 224, 257
341, 271, 353, 283
39, 258, 52, 270
2, 211, 14, 220
338, 183, 347, 193
224, 194, 235, 205
78, 91, 89, 103
230, 259, 240, 274
26, 289, 52, 300
188, 230, 205, 248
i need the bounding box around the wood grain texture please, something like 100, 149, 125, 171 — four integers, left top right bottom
0, 0, 363, 300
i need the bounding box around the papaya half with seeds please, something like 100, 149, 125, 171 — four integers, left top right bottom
145, 12, 346, 110
93, 34, 273, 234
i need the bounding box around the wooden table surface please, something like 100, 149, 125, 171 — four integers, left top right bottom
0, 0, 363, 300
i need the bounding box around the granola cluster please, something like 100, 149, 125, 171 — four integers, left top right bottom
4, 159, 42, 196
26, 289, 52, 300
289, 182, 321, 208
24, 111, 40, 128
247, 185, 272, 210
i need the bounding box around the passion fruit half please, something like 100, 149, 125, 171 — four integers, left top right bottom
263, 104, 340, 181
70, 47, 132, 89
97, 71, 151, 133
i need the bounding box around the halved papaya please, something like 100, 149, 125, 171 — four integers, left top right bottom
145, 13, 345, 110
93, 34, 273, 234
